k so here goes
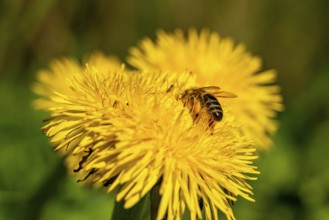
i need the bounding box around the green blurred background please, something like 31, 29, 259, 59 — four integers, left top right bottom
1, 0, 329, 219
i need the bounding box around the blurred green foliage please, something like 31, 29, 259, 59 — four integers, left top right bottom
0, 0, 328, 219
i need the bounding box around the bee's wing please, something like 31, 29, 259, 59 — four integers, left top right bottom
201, 86, 237, 98
201, 86, 221, 91
212, 91, 237, 98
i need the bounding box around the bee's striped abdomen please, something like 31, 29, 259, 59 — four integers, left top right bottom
203, 94, 223, 121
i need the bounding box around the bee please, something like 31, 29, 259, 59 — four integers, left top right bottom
181, 86, 236, 129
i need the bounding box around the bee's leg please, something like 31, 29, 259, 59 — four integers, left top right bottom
208, 119, 216, 134
194, 113, 200, 121
166, 84, 174, 93
208, 119, 214, 128
191, 98, 201, 123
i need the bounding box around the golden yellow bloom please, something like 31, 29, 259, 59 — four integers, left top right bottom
33, 52, 122, 109
128, 29, 284, 148
34, 54, 259, 220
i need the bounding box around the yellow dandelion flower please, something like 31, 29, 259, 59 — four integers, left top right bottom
34, 55, 259, 220
128, 29, 284, 148
33, 51, 122, 109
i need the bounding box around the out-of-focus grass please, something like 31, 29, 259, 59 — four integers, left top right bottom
0, 79, 115, 220
1, 0, 329, 219
234, 69, 329, 220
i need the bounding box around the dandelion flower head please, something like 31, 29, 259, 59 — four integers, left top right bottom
34, 52, 259, 220
128, 29, 284, 148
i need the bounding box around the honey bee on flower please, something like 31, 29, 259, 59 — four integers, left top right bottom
181, 86, 236, 130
